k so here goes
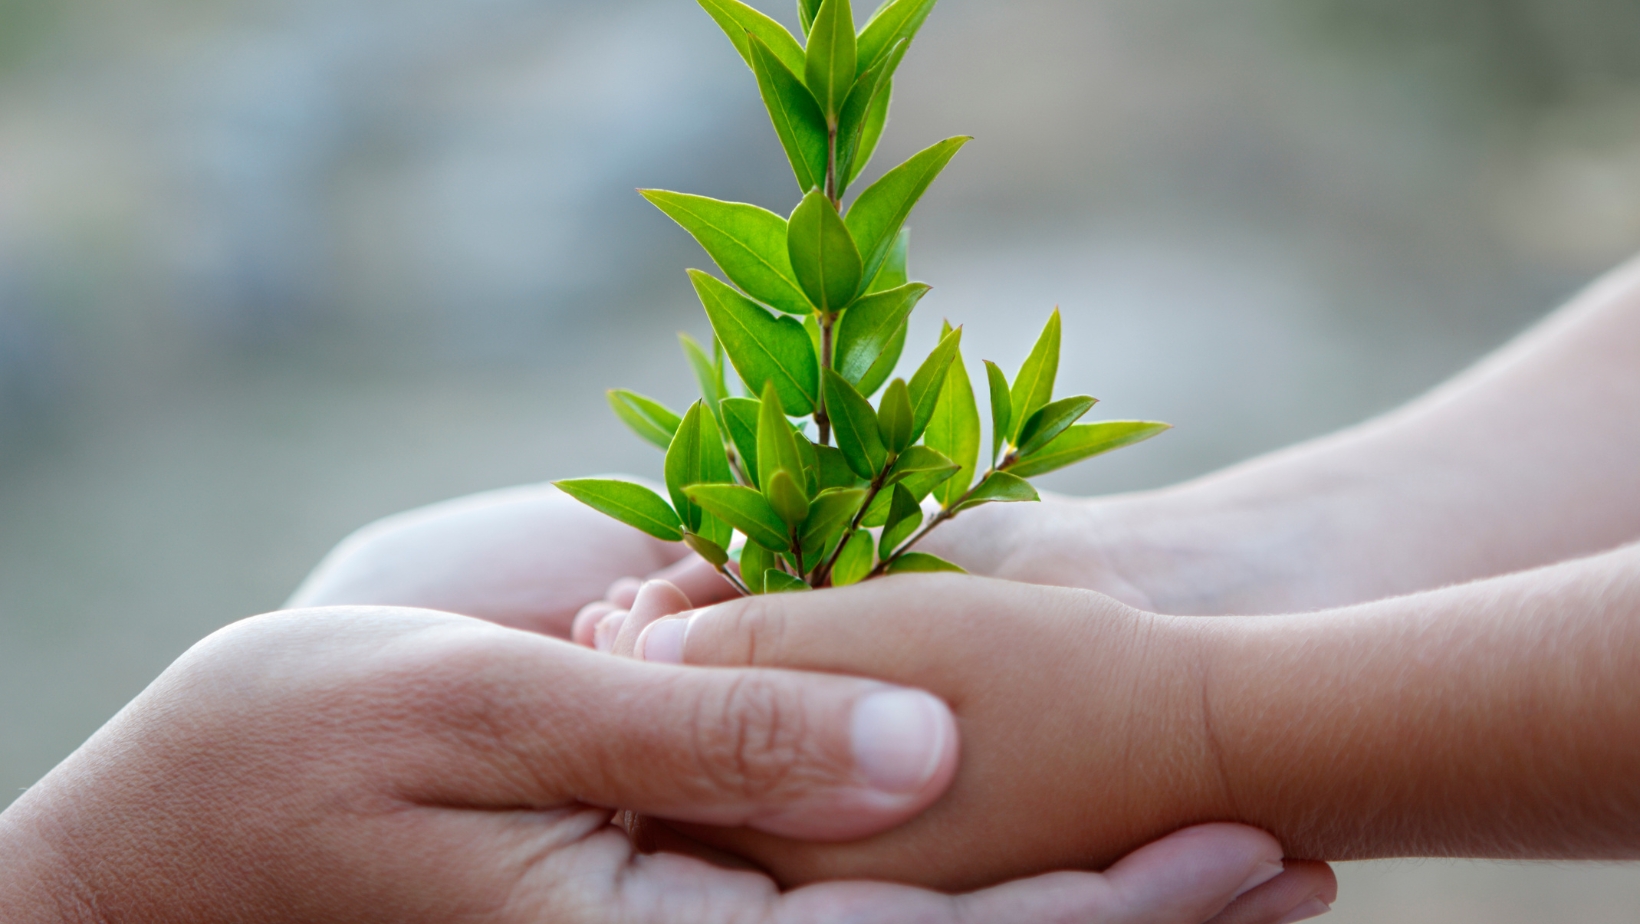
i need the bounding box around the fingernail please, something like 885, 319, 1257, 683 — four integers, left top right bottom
1277, 899, 1332, 923
1234, 860, 1285, 899
850, 689, 950, 794
639, 616, 689, 664
594, 611, 627, 653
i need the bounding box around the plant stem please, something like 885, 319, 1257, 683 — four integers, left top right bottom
812, 458, 896, 587
816, 312, 836, 446
868, 467, 999, 578
715, 561, 753, 597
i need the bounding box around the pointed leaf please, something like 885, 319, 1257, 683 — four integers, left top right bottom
834, 282, 928, 385
880, 483, 923, 556
698, 0, 807, 75
814, 444, 865, 490
832, 529, 875, 586
800, 487, 868, 564
797, 0, 822, 36
865, 227, 910, 294
837, 41, 905, 195
685, 533, 731, 568
846, 137, 969, 285
954, 471, 1039, 512
644, 191, 812, 316
788, 190, 863, 312
740, 540, 777, 595
749, 35, 829, 193
686, 484, 792, 551
1009, 309, 1061, 443
691, 269, 819, 416
766, 469, 812, 528
885, 551, 966, 575
1007, 422, 1172, 479
608, 390, 682, 450
823, 369, 888, 479
984, 360, 1011, 465
925, 334, 980, 508
877, 377, 914, 454
680, 334, 729, 428
857, 0, 938, 77
720, 396, 763, 487
860, 485, 894, 527
804, 0, 856, 122
763, 570, 811, 593
666, 402, 735, 545
887, 444, 958, 488
757, 381, 808, 496
554, 480, 683, 542
846, 78, 893, 189
1017, 395, 1098, 458
906, 326, 961, 442
856, 322, 906, 399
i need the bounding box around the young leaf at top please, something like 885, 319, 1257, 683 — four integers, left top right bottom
857, 0, 938, 77
924, 325, 980, 508
642, 191, 812, 316
955, 471, 1039, 512
833, 282, 928, 386
797, 0, 822, 37
1009, 308, 1061, 444
763, 570, 811, 593
846, 137, 970, 286
822, 369, 888, 480
984, 359, 1011, 465
836, 40, 906, 195
879, 483, 923, 557
757, 381, 808, 496
832, 529, 875, 586
608, 389, 682, 450
887, 444, 958, 488
698, 0, 807, 76
554, 480, 683, 543
1007, 421, 1172, 479
749, 35, 829, 193
680, 334, 729, 428
906, 325, 962, 442
686, 484, 792, 552
847, 78, 893, 189
740, 540, 778, 595
885, 552, 966, 575
665, 402, 734, 549
720, 396, 763, 486
877, 377, 914, 455
1015, 394, 1097, 458
804, 0, 856, 124
765, 469, 811, 528
690, 270, 819, 416
865, 227, 910, 294
788, 190, 863, 313
800, 487, 867, 564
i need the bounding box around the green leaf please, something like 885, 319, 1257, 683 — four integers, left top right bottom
608, 389, 683, 450
685, 533, 731, 568
797, 0, 822, 36
756, 381, 808, 497
832, 529, 875, 586
804, 0, 856, 122
836, 40, 905, 196
906, 325, 961, 443
765, 469, 811, 528
885, 552, 966, 575
814, 444, 865, 490
680, 335, 729, 429
857, 0, 938, 77
787, 190, 863, 313
794, 428, 821, 496
880, 483, 923, 556
887, 444, 958, 488
665, 402, 734, 540
740, 540, 778, 594
554, 480, 683, 543
763, 570, 811, 593
822, 369, 888, 479
846, 137, 969, 285
925, 331, 980, 508
1016, 395, 1097, 458
749, 34, 829, 194
833, 282, 928, 386
643, 191, 812, 316
691, 269, 819, 416
955, 471, 1040, 511
865, 227, 910, 294
720, 396, 763, 487
877, 377, 914, 454
860, 485, 894, 527
800, 487, 868, 563
1009, 308, 1061, 444
1006, 421, 1172, 479
984, 360, 1011, 466
686, 484, 792, 551
698, 0, 807, 75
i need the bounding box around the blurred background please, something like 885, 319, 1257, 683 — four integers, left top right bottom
4, 0, 1640, 918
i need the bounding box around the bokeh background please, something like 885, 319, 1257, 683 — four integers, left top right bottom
4, 0, 1640, 918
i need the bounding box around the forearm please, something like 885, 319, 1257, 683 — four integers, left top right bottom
0, 796, 98, 924
1202, 540, 1640, 860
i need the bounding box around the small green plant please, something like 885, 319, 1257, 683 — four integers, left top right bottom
556, 0, 1169, 594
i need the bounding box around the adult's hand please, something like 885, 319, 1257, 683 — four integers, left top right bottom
0, 606, 1296, 924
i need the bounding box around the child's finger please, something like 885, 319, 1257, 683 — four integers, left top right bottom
573, 601, 618, 647
646, 554, 739, 607
612, 581, 693, 659
594, 609, 628, 652
1203, 859, 1337, 924
606, 577, 645, 609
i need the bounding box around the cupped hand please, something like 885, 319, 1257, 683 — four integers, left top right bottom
1, 606, 1301, 924
606, 577, 1336, 922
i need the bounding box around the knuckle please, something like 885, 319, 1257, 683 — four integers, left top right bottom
703, 595, 791, 667
689, 673, 822, 800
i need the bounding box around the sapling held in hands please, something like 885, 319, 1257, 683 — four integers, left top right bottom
556, 0, 1170, 594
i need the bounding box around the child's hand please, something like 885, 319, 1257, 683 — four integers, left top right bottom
605, 577, 1336, 924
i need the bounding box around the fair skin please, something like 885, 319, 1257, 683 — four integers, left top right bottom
0, 604, 1315, 924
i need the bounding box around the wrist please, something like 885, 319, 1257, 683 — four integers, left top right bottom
0, 794, 99, 924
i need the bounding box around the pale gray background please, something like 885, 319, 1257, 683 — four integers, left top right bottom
4, 1, 1640, 919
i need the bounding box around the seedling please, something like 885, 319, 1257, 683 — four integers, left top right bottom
557, 0, 1169, 594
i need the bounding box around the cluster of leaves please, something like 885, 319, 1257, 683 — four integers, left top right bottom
555, 0, 1169, 594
